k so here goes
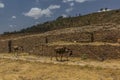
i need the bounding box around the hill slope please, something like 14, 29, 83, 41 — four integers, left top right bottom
3, 9, 120, 35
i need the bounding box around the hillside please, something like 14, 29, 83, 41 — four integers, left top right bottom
0, 23, 120, 40
3, 9, 120, 35
0, 9, 120, 60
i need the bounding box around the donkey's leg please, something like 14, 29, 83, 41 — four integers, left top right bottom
50, 55, 52, 60
15, 52, 18, 58
66, 56, 68, 61
14, 50, 17, 57
56, 53, 58, 61
60, 54, 63, 61
50, 53, 53, 60
66, 54, 69, 61
14, 52, 17, 57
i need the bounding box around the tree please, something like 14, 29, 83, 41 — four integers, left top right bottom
100, 8, 103, 12
56, 16, 64, 20
105, 8, 108, 11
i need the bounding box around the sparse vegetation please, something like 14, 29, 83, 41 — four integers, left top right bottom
2, 9, 120, 35
0, 58, 120, 80
81, 53, 88, 60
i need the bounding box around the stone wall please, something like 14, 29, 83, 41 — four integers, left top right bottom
0, 40, 9, 53
46, 32, 92, 43
94, 30, 120, 42
0, 32, 91, 53
0, 30, 120, 60
44, 44, 120, 60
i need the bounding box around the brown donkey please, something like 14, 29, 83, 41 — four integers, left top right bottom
13, 46, 24, 57
51, 47, 73, 61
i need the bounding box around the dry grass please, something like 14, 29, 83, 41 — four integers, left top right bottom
0, 58, 120, 80
48, 41, 120, 46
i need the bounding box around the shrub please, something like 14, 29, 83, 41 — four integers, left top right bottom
81, 53, 88, 60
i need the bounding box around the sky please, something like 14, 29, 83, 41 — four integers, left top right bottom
0, 0, 120, 34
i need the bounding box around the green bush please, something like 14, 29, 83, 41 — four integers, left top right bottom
81, 53, 88, 60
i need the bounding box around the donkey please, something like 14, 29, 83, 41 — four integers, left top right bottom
51, 47, 73, 61
12, 46, 24, 57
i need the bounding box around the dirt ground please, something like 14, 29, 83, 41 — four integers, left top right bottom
0, 53, 120, 80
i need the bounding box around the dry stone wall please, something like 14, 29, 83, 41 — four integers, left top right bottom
0, 30, 120, 60
45, 44, 120, 60
0, 40, 9, 53
94, 30, 120, 42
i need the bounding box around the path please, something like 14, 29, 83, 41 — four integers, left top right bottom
0, 53, 120, 69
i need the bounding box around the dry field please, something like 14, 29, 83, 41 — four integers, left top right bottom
0, 53, 120, 80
